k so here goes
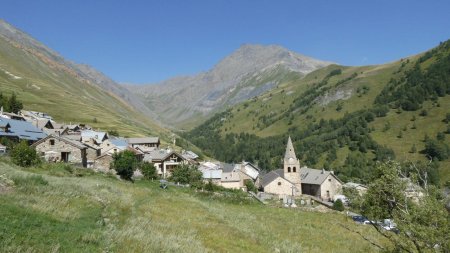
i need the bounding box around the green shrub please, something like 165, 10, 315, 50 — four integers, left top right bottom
12, 174, 48, 186
169, 164, 203, 187
333, 199, 345, 211
10, 141, 41, 167
244, 180, 257, 193
140, 162, 157, 180
111, 150, 137, 181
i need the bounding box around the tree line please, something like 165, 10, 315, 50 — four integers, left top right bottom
0, 92, 23, 114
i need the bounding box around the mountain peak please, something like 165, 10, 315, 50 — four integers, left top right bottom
131, 43, 333, 127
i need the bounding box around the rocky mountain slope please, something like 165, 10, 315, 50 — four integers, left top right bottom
129, 44, 333, 128
0, 19, 166, 138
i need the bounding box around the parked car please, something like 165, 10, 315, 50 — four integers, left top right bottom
379, 219, 399, 233
352, 215, 371, 224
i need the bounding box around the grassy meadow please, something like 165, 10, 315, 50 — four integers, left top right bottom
0, 157, 387, 252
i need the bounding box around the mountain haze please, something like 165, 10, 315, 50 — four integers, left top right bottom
130, 44, 333, 128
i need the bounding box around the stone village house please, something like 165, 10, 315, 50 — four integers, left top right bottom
32, 134, 89, 167
143, 149, 186, 178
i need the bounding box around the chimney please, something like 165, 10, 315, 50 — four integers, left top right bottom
321, 168, 325, 174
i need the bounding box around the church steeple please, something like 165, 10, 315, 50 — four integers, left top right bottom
284, 136, 297, 162
283, 136, 301, 191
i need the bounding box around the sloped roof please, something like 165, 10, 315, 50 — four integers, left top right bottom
202, 169, 222, 179
261, 169, 285, 187
127, 137, 159, 144
0, 118, 47, 141
144, 149, 185, 162
300, 167, 342, 185
31, 134, 86, 149
43, 128, 67, 136
221, 163, 237, 173
182, 150, 199, 160
64, 134, 82, 141
33, 119, 53, 130
109, 137, 128, 148
81, 130, 108, 143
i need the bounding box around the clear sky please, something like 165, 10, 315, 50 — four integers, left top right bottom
1, 0, 450, 84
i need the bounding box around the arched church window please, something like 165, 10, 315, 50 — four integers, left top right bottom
293, 167, 296, 172
287, 167, 291, 172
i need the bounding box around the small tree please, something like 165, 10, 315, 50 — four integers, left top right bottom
244, 180, 257, 193
333, 199, 345, 211
10, 141, 40, 167
170, 164, 203, 187
360, 161, 450, 252
140, 162, 157, 180
111, 150, 137, 181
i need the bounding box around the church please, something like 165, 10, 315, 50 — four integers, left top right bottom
260, 137, 343, 201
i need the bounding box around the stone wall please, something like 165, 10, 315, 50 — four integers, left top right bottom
264, 177, 299, 197
319, 174, 342, 201
94, 155, 113, 172
35, 137, 86, 167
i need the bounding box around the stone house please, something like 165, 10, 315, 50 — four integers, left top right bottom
84, 142, 101, 168
94, 154, 114, 172
300, 167, 342, 201
127, 137, 160, 150
31, 134, 87, 167
143, 149, 186, 178
261, 169, 298, 197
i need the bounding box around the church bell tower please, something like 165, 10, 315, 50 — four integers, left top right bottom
284, 136, 301, 193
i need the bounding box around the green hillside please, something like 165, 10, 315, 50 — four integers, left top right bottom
0, 157, 386, 252
183, 40, 450, 185
0, 35, 168, 139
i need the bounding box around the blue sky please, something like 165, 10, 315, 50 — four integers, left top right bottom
1, 0, 450, 83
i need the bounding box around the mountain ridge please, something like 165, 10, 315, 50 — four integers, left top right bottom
128, 43, 333, 128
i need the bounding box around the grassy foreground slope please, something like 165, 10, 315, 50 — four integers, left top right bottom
0, 159, 385, 252
0, 35, 167, 138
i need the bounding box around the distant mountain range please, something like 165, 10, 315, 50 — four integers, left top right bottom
128, 44, 333, 128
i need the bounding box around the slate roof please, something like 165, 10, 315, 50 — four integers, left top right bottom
143, 149, 184, 162
0, 118, 47, 141
221, 163, 237, 173
109, 137, 128, 148
261, 169, 286, 187
64, 134, 82, 141
300, 167, 341, 185
33, 119, 53, 130
182, 150, 199, 160
81, 130, 108, 143
31, 134, 86, 149
127, 137, 159, 145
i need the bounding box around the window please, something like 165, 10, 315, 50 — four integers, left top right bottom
50, 139, 55, 145
287, 167, 291, 172
278, 182, 282, 186
293, 167, 296, 172
328, 178, 332, 182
